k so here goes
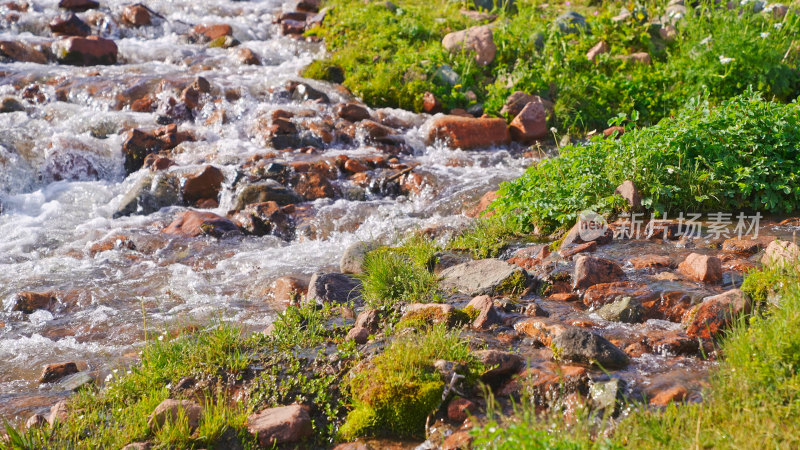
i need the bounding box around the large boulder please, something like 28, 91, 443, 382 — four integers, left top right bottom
761, 239, 800, 267
54, 36, 118, 66
440, 259, 527, 296
686, 289, 752, 339
427, 116, 510, 150
500, 92, 554, 118
247, 405, 312, 447
552, 328, 629, 369
442, 25, 496, 66
572, 255, 624, 291
677, 253, 722, 284
307, 272, 362, 304
0, 40, 48, 64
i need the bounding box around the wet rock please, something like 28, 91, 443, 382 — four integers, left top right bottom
340, 241, 377, 274
148, 399, 203, 431
474, 349, 523, 382
761, 239, 800, 267
47, 400, 69, 425
590, 378, 626, 414
162, 210, 241, 238
630, 254, 672, 269
465, 295, 500, 330
247, 405, 312, 447
294, 172, 336, 200
423, 91, 443, 114
1, 97, 25, 113
336, 103, 371, 122
583, 281, 656, 308
440, 259, 527, 296
182, 165, 224, 206
114, 173, 182, 218
427, 115, 510, 149
233, 180, 303, 210
523, 302, 549, 317
500, 91, 553, 118
555, 11, 588, 34
59, 0, 98, 12
514, 317, 567, 346
346, 326, 369, 344
649, 385, 688, 406
677, 253, 722, 284
547, 292, 579, 302
57, 371, 94, 391
193, 24, 233, 42
572, 255, 624, 291
236, 47, 260, 65
354, 309, 381, 333
552, 328, 629, 369
44, 150, 100, 182
721, 237, 761, 254
289, 82, 330, 103
12, 291, 57, 313
0, 40, 48, 64
499, 363, 589, 402
442, 25, 496, 66
297, 0, 321, 13
122, 124, 193, 173
54, 36, 117, 66
234, 201, 293, 238
122, 4, 151, 27
686, 289, 751, 339
40, 362, 79, 384
560, 241, 597, 259
509, 102, 548, 143
646, 330, 699, 355
282, 19, 306, 35
465, 190, 498, 218
307, 272, 362, 304
403, 303, 457, 325
447, 397, 477, 422
614, 180, 641, 210
25, 414, 48, 429
268, 276, 308, 303
586, 41, 609, 62
597, 296, 645, 323
442, 430, 474, 450
49, 13, 90, 36
560, 219, 613, 249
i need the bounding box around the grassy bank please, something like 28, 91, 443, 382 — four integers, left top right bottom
307, 0, 799, 133
472, 263, 800, 448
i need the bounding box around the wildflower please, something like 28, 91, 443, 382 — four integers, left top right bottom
158, 334, 164, 341
719, 55, 734, 64
774, 22, 782, 29
760, 32, 770, 38
700, 35, 713, 45
550, 127, 557, 134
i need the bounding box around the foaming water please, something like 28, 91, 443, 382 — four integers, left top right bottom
0, 0, 528, 420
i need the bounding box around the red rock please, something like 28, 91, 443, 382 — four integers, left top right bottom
560, 241, 596, 259
677, 253, 722, 283
572, 255, 624, 291
162, 211, 241, 238
466, 190, 498, 218
236, 47, 260, 65
586, 40, 609, 62
13, 291, 57, 314
646, 330, 699, 355
122, 4, 151, 27
641, 291, 695, 322
182, 165, 224, 206
761, 239, 800, 267
442, 25, 496, 66
282, 19, 306, 35
40, 362, 79, 383
630, 254, 672, 269
59, 0, 98, 12
474, 349, 523, 381
423, 91, 442, 114
89, 234, 135, 256
131, 96, 155, 112
193, 24, 233, 41
499, 363, 588, 400
55, 36, 118, 66
336, 103, 370, 122
148, 399, 203, 430
686, 289, 752, 339
509, 102, 548, 143
268, 276, 308, 303
0, 40, 48, 64
343, 158, 369, 173
294, 172, 335, 200
614, 180, 641, 210
247, 405, 312, 447
144, 154, 175, 171
603, 126, 625, 138
235, 201, 293, 238
583, 281, 655, 308
122, 124, 193, 173
513, 317, 567, 346
346, 326, 369, 344
447, 397, 477, 422
649, 385, 688, 406
49, 13, 90, 36
547, 292, 579, 302
500, 91, 554, 118
466, 294, 500, 330
427, 115, 509, 149
4, 2, 29, 12
278, 11, 308, 22
560, 219, 613, 249
442, 430, 474, 450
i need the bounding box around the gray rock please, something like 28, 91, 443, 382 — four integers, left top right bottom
432, 251, 471, 275
473, 349, 523, 382
233, 180, 303, 210
114, 173, 182, 218
1, 97, 24, 113
340, 241, 378, 274
552, 328, 629, 369
598, 296, 645, 323
56, 372, 94, 392
555, 11, 589, 34
307, 272, 362, 304
590, 378, 627, 414
434, 65, 462, 86
440, 258, 527, 296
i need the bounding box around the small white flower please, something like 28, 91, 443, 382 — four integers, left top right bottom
158, 335, 164, 341
700, 35, 713, 45
719, 55, 734, 64
774, 22, 783, 29
550, 127, 557, 134
760, 32, 770, 38
667, 167, 675, 174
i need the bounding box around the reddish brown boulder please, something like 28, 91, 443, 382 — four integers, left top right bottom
122, 124, 193, 173
335, 103, 371, 122
294, 172, 335, 200
509, 102, 548, 143
649, 385, 688, 406
427, 115, 509, 149
346, 326, 369, 344
614, 180, 641, 210
59, 0, 98, 12
297, 0, 321, 12
547, 292, 579, 302
572, 255, 624, 291
49, 13, 90, 36
55, 36, 117, 66
423, 92, 442, 114
182, 165, 224, 206
604, 126, 625, 138
583, 281, 655, 308
560, 241, 596, 259
236, 47, 260, 65
447, 397, 477, 422
343, 158, 369, 174
268, 276, 308, 303
466, 294, 500, 330
162, 211, 241, 238
193, 24, 232, 41
686, 289, 752, 339
442, 25, 496, 66
148, 399, 203, 431
40, 362, 79, 383
677, 253, 722, 284
630, 254, 672, 270
0, 40, 48, 64
586, 41, 609, 62
513, 317, 567, 346
646, 330, 699, 355
500, 91, 554, 118
122, 4, 151, 27
281, 19, 306, 35
13, 291, 57, 314
247, 405, 312, 447
641, 290, 696, 322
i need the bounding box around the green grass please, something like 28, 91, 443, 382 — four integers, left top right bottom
471, 263, 800, 448
448, 215, 523, 258
308, 0, 800, 133
492, 91, 800, 234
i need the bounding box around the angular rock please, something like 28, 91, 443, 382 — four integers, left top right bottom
447, 397, 477, 423
590, 378, 626, 413
442, 25, 496, 66
182, 165, 224, 206
122, 124, 193, 173
193, 24, 233, 42
465, 294, 500, 330
40, 362, 79, 384
234, 180, 303, 210
12, 291, 57, 314
761, 239, 800, 267
0, 41, 48, 64
162, 210, 241, 238
474, 349, 523, 382
560, 219, 613, 249
247, 405, 312, 447
346, 326, 369, 344
440, 259, 527, 296
234, 201, 293, 239
614, 180, 641, 210
354, 309, 381, 332
47, 400, 69, 425
122, 4, 151, 27
586, 41, 609, 62
57, 371, 94, 391
54, 36, 117, 66
500, 92, 554, 118
552, 328, 629, 369
294, 172, 336, 200
427, 115, 510, 149
335, 103, 371, 122
572, 255, 624, 291
509, 102, 548, 143
113, 173, 182, 218
597, 296, 645, 323
649, 385, 688, 406
630, 254, 672, 269
236, 47, 260, 65
49, 13, 90, 36
514, 317, 568, 346
583, 281, 656, 308
559, 241, 597, 260
148, 399, 203, 431
721, 238, 761, 254
268, 276, 308, 303
307, 272, 362, 304
59, 0, 98, 12
25, 414, 48, 429
686, 289, 751, 339
340, 241, 377, 274
677, 253, 722, 283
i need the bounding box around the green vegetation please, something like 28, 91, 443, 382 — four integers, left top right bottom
359, 236, 443, 308
448, 215, 523, 258
471, 263, 800, 448
339, 324, 481, 440
493, 92, 800, 234
308, 0, 799, 133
